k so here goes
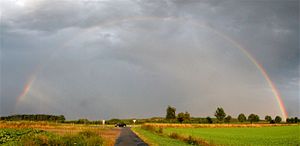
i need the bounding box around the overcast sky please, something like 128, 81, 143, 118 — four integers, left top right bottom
0, 0, 299, 120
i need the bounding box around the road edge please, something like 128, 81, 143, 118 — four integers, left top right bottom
131, 127, 157, 146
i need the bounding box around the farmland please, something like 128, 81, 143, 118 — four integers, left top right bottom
0, 121, 120, 146
134, 123, 300, 146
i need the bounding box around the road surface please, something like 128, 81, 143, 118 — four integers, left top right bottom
115, 127, 148, 146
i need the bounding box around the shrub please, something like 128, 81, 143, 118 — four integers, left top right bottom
141, 125, 156, 132
169, 132, 180, 139
158, 127, 163, 134
206, 117, 213, 124
185, 135, 198, 145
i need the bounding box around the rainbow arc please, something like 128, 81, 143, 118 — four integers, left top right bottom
15, 16, 288, 120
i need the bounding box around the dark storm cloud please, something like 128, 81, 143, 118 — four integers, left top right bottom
1, 0, 298, 120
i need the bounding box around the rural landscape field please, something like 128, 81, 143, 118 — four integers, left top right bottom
0, 110, 299, 145
0, 121, 120, 145
1, 0, 299, 145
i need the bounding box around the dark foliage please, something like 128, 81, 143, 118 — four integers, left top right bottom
0, 114, 65, 122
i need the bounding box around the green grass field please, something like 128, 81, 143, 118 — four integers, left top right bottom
132, 127, 191, 146
163, 125, 300, 146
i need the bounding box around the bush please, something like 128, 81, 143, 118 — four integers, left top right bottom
206, 117, 213, 124
169, 132, 180, 139
185, 135, 198, 145
141, 125, 156, 132
141, 124, 164, 135
158, 127, 163, 134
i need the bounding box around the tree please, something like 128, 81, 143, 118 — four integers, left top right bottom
77, 119, 89, 124
58, 115, 66, 122
166, 106, 176, 119
286, 117, 299, 123
265, 115, 272, 122
107, 119, 122, 124
206, 117, 213, 124
177, 112, 185, 123
177, 111, 191, 123
184, 112, 191, 121
224, 115, 232, 123
0, 114, 65, 122
238, 113, 247, 123
214, 107, 226, 122
274, 116, 282, 123
286, 118, 292, 123
248, 114, 259, 123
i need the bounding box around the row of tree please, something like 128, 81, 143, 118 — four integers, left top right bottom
0, 114, 65, 122
286, 117, 299, 123
214, 107, 263, 123
166, 106, 191, 123
166, 106, 291, 124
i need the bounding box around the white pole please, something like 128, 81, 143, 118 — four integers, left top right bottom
102, 120, 105, 127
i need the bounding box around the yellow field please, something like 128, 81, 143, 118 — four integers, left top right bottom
0, 121, 120, 146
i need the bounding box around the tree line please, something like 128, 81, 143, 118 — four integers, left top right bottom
165, 106, 299, 124
1, 108, 299, 124
0, 114, 65, 122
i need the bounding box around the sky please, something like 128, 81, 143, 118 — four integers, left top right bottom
0, 0, 299, 120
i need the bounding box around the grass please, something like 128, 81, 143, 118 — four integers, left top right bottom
0, 121, 120, 146
132, 127, 191, 146
163, 125, 300, 146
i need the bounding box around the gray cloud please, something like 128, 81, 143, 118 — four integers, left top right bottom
1, 0, 298, 120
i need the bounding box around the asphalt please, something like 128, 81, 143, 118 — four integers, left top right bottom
114, 127, 148, 146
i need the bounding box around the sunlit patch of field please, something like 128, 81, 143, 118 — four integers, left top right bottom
132, 127, 191, 146
137, 123, 300, 146
0, 121, 120, 146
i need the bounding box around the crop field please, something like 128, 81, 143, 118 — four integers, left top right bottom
0, 121, 120, 146
136, 124, 300, 146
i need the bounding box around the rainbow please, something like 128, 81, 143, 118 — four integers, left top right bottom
16, 73, 36, 103
15, 16, 288, 119
211, 29, 288, 120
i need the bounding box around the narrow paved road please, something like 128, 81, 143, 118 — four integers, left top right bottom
114, 127, 148, 146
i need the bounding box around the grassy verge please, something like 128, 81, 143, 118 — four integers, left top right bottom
163, 125, 300, 146
132, 127, 191, 146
